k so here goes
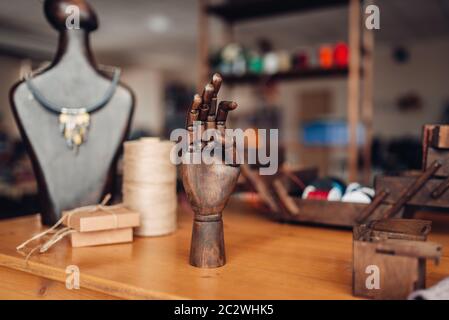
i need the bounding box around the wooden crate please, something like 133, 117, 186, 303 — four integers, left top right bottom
371, 124, 449, 216
353, 219, 442, 300
276, 198, 389, 227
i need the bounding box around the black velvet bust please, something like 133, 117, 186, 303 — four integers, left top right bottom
10, 0, 135, 225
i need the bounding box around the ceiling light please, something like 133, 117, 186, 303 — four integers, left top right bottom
147, 15, 170, 33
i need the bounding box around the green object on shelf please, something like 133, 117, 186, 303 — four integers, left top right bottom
248, 54, 263, 74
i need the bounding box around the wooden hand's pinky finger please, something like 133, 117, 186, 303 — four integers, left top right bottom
186, 94, 202, 128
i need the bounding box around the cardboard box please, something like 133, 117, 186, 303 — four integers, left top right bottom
63, 205, 140, 232
70, 228, 133, 248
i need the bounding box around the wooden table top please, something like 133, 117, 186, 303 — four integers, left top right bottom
0, 200, 448, 300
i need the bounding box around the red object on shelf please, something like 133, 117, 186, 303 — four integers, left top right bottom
333, 42, 349, 67
292, 52, 308, 70
319, 45, 333, 69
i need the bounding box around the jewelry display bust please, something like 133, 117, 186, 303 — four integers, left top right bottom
10, 0, 134, 225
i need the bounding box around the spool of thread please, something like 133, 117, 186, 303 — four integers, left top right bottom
302, 177, 345, 201
277, 51, 292, 72
360, 187, 375, 198
346, 182, 362, 194
319, 45, 333, 69
302, 185, 316, 199
123, 138, 177, 237
341, 191, 371, 204
302, 186, 342, 201
306, 190, 328, 200
333, 42, 349, 67
263, 52, 279, 74
342, 183, 375, 204
294, 52, 308, 70
310, 177, 345, 192
248, 51, 263, 74
232, 55, 246, 76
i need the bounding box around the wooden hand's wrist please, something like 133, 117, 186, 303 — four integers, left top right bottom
194, 212, 222, 222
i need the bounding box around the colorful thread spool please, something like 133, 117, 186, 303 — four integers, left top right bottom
333, 42, 349, 68
302, 177, 346, 201
319, 45, 333, 69
342, 184, 375, 204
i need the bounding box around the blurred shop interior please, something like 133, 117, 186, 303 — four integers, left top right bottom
0, 0, 449, 217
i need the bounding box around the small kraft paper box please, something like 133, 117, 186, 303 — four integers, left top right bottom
63, 205, 140, 248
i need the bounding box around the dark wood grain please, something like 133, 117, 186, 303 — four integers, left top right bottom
423, 124, 449, 177
382, 160, 442, 218
353, 240, 422, 299
9, 0, 134, 225
375, 175, 449, 209
285, 197, 390, 227
425, 148, 449, 177
368, 219, 432, 237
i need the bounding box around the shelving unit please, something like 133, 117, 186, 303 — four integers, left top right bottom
221, 67, 349, 84
198, 0, 374, 182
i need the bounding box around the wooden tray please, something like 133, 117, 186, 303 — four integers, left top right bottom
240, 165, 393, 228
353, 219, 441, 300
276, 198, 389, 227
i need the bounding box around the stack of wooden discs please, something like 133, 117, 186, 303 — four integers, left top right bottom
123, 138, 177, 237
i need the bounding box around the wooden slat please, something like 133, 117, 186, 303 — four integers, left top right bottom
361, 2, 375, 184
375, 175, 449, 208
347, 0, 361, 181
286, 199, 390, 227
375, 239, 442, 260
369, 219, 432, 236
431, 126, 449, 149
426, 148, 449, 177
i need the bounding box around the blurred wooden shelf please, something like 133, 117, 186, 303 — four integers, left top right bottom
221, 68, 348, 84
207, 0, 349, 23
0, 181, 37, 199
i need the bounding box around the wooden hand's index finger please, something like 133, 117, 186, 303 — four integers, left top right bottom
199, 84, 214, 122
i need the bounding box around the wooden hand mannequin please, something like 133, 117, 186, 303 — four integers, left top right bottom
10, 0, 134, 225
181, 74, 240, 268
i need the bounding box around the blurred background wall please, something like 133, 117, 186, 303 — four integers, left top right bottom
0, 0, 448, 215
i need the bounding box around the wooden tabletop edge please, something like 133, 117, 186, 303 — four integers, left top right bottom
0, 253, 188, 300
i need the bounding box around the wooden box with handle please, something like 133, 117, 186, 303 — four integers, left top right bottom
353, 219, 442, 299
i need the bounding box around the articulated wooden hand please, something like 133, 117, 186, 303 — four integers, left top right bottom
181, 73, 239, 268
